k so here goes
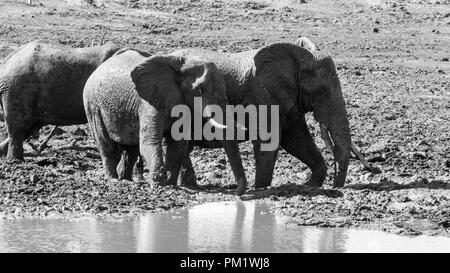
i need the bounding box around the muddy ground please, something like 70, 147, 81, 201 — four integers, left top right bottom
0, 0, 449, 237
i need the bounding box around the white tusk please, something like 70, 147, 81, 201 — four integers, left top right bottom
208, 118, 227, 129
235, 122, 247, 131
320, 124, 335, 156
224, 117, 247, 131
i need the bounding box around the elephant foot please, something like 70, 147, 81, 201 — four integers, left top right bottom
236, 179, 247, 196
150, 171, 167, 187
178, 170, 197, 187
304, 168, 326, 187
254, 180, 271, 189
177, 155, 197, 187
332, 172, 346, 188
6, 154, 24, 162
134, 173, 145, 182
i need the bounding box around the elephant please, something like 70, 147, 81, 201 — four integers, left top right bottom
171, 41, 352, 188
83, 49, 248, 195
295, 36, 380, 174
0, 40, 121, 161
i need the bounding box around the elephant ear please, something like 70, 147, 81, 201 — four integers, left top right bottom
180, 58, 219, 93
253, 43, 315, 114
131, 55, 185, 108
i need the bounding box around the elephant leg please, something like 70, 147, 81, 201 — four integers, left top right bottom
280, 118, 327, 187
4, 113, 35, 161
6, 122, 38, 161
87, 109, 121, 179
178, 153, 197, 187
117, 145, 139, 181
165, 138, 189, 186
7, 132, 25, 161
133, 155, 145, 182
253, 140, 279, 189
101, 146, 121, 179
92, 127, 121, 179
2, 88, 38, 161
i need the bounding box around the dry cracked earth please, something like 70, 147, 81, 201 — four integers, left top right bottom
0, 0, 449, 237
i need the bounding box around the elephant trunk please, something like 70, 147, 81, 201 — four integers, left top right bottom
320, 101, 351, 188
203, 100, 247, 195
140, 106, 167, 186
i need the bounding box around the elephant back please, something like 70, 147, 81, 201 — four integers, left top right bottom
83, 49, 150, 145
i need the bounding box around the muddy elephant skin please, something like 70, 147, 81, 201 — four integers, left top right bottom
0, 40, 121, 160
84, 49, 247, 195
172, 42, 352, 188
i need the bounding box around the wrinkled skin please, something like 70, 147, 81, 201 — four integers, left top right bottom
0, 40, 120, 161
172, 42, 352, 188
84, 49, 247, 195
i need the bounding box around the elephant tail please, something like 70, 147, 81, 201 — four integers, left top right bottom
85, 102, 117, 155
0, 81, 8, 121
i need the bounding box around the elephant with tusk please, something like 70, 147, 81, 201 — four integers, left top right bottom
172, 42, 352, 188
295, 36, 380, 175
83, 49, 248, 195
0, 40, 121, 161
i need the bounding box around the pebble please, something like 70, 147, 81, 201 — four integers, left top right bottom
30, 174, 39, 183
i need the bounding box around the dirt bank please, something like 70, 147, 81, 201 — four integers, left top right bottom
0, 0, 449, 237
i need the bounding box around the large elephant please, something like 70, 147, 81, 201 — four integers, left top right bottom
84, 49, 247, 195
172, 42, 352, 188
0, 40, 120, 160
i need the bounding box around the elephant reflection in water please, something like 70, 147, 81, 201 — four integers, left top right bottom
0, 205, 346, 252
133, 202, 278, 252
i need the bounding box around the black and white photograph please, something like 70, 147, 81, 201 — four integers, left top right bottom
0, 0, 449, 256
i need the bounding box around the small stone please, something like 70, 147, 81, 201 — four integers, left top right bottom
354, 70, 362, 76
73, 128, 87, 136
30, 174, 39, 183
372, 27, 379, 33
442, 57, 449, 62
367, 154, 386, 163
445, 159, 450, 168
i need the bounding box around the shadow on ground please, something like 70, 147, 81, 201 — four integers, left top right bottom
194, 182, 343, 199
345, 179, 450, 191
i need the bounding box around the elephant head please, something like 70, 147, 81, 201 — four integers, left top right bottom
130, 55, 229, 129
254, 43, 351, 187
130, 55, 248, 192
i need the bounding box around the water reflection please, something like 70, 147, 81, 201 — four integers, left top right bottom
0, 201, 449, 252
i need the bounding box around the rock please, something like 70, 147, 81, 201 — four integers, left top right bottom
367, 154, 386, 163
30, 174, 39, 184
372, 27, 379, 33
354, 70, 362, 76
445, 159, 450, 168
366, 141, 388, 154
73, 128, 87, 136
442, 57, 449, 62
14, 207, 22, 215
